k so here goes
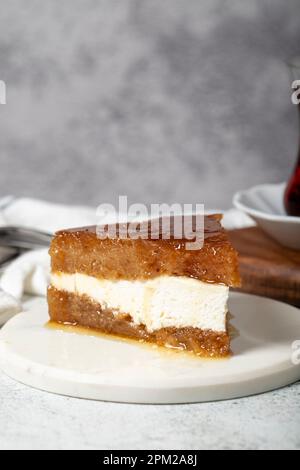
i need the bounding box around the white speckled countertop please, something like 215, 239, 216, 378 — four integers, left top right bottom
0, 371, 299, 450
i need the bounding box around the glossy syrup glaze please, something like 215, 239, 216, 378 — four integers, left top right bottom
49, 215, 241, 287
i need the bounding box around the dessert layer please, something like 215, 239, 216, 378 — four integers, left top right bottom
47, 287, 231, 357
50, 273, 229, 332
49, 215, 241, 286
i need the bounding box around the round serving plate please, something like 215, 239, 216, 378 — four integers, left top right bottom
0, 293, 299, 404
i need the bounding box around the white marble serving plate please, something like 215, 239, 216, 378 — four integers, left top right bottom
0, 293, 299, 404
233, 182, 300, 250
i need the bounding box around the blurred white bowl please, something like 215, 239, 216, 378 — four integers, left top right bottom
233, 182, 300, 250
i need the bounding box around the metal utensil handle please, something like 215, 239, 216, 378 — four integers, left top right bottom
0, 226, 52, 250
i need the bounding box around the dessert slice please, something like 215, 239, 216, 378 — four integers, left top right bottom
48, 215, 240, 357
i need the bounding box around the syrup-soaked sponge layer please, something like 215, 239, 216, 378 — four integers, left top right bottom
49, 215, 241, 286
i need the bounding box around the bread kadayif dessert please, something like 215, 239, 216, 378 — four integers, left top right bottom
48, 215, 240, 357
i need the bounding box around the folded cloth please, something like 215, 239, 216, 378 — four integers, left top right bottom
0, 196, 96, 232
0, 197, 254, 325
1, 249, 50, 299
0, 290, 22, 325
0, 197, 97, 324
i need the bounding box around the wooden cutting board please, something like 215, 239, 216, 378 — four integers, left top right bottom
228, 227, 300, 307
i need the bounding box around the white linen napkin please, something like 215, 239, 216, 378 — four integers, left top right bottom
0, 197, 97, 324
0, 197, 254, 324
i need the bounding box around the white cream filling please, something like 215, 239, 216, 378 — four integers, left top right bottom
50, 273, 229, 333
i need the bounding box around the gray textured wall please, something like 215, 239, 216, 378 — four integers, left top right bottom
0, 0, 299, 210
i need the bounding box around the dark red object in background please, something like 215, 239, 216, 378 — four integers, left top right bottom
284, 155, 300, 216
284, 94, 300, 216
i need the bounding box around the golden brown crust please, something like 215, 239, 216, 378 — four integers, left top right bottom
47, 286, 231, 358
49, 215, 241, 287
